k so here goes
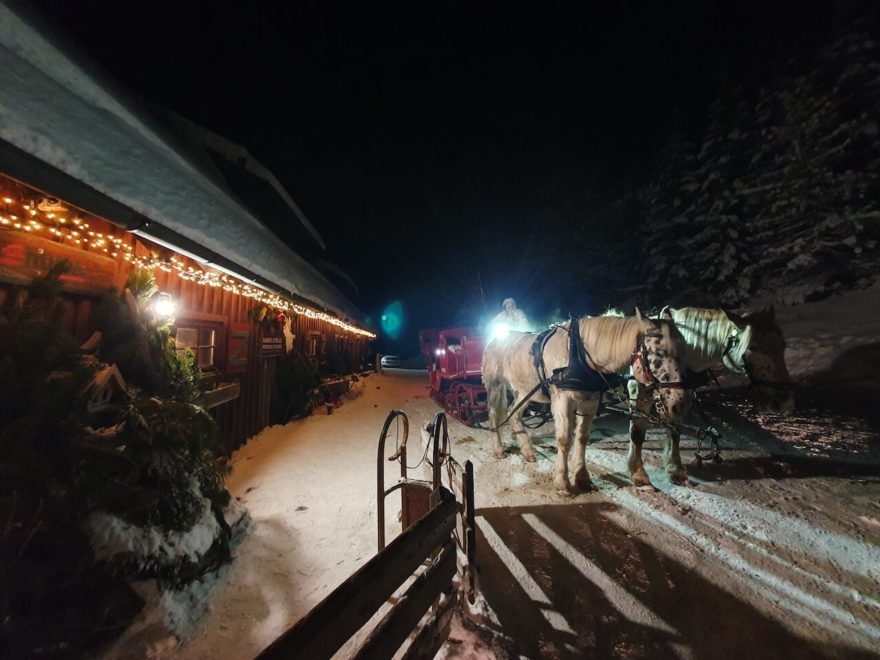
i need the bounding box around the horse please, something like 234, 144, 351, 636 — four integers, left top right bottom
626, 306, 794, 489
482, 310, 688, 494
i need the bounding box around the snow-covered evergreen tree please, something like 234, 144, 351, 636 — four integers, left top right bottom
641, 28, 880, 306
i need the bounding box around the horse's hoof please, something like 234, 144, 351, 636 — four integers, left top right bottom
574, 470, 594, 491
637, 484, 658, 493
492, 448, 505, 459
522, 451, 537, 463
554, 479, 573, 495
632, 471, 653, 490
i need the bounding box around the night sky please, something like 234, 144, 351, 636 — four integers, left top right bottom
28, 1, 856, 353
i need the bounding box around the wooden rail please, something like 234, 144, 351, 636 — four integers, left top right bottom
353, 540, 456, 660
257, 488, 457, 660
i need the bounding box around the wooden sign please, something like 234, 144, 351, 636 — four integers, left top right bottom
0, 231, 117, 294
226, 323, 251, 374
259, 322, 284, 358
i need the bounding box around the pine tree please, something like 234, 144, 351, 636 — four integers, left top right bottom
639, 136, 700, 300
640, 27, 880, 306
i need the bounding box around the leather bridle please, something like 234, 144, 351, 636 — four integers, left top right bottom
630, 331, 686, 391
630, 331, 686, 418
720, 331, 794, 392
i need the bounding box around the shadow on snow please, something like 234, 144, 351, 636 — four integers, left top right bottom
472, 502, 876, 660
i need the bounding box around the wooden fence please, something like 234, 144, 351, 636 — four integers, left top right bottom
258, 488, 458, 660
259, 412, 475, 659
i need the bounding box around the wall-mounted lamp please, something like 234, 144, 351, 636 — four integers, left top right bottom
151, 292, 177, 323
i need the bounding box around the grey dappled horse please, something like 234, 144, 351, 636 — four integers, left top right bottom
627, 306, 794, 489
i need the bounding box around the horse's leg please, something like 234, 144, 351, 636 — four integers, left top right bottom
487, 382, 507, 459
663, 427, 690, 485
628, 417, 654, 490
551, 390, 575, 493
510, 391, 537, 463
571, 396, 599, 491
627, 386, 656, 490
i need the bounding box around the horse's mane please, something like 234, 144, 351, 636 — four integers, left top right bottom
577, 315, 644, 372
669, 307, 750, 370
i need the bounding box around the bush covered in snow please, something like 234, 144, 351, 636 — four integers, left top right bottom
0, 266, 234, 657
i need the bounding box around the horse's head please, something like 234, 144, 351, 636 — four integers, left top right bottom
630, 308, 688, 421
725, 307, 795, 413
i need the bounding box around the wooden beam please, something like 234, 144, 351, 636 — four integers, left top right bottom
464, 460, 476, 604
199, 381, 241, 409
257, 489, 457, 660
402, 585, 456, 660
352, 541, 456, 660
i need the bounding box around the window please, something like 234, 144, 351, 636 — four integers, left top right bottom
307, 333, 320, 357
175, 326, 219, 370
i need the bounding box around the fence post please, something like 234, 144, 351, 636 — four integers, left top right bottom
463, 459, 476, 604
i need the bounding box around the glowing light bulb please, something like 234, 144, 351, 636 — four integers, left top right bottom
490, 322, 510, 341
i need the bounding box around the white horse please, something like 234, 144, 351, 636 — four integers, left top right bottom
627, 306, 794, 489
482, 310, 688, 494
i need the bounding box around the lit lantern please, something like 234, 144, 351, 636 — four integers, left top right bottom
151, 292, 177, 323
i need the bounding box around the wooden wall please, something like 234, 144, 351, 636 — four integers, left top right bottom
148, 266, 274, 452
0, 191, 370, 453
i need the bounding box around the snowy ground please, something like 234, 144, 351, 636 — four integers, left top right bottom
149, 286, 879, 660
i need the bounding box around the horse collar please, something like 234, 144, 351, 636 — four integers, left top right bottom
531, 321, 620, 393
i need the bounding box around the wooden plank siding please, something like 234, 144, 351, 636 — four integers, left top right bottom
0, 197, 370, 453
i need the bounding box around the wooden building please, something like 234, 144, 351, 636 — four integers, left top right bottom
0, 5, 374, 450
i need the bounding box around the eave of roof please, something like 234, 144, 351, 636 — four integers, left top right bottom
0, 2, 368, 328
154, 111, 327, 252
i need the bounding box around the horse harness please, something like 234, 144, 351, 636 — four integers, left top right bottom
531, 321, 621, 396
531, 322, 687, 398
474, 322, 616, 432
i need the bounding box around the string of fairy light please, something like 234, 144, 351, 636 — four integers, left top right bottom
0, 191, 376, 339
1, 194, 129, 256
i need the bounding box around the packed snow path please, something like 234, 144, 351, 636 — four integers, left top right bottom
159, 372, 878, 659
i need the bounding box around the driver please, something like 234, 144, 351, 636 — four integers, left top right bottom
492, 297, 530, 332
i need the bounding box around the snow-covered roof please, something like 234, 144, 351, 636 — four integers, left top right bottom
151, 110, 327, 254
0, 2, 365, 324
